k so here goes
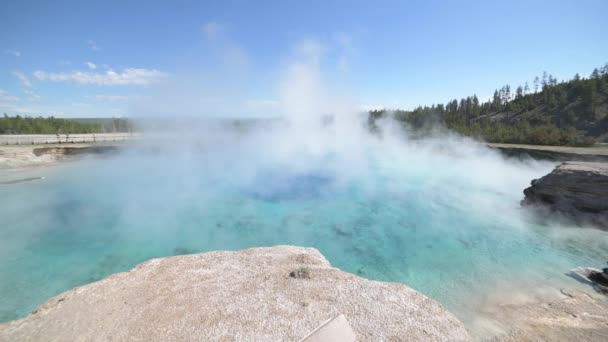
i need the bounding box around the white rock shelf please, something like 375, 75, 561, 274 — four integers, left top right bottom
0, 245, 469, 342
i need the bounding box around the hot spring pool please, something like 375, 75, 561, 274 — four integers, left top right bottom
1, 138, 607, 324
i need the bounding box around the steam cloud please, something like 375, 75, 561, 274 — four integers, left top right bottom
3, 36, 607, 333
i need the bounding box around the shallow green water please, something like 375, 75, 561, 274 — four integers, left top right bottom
1, 138, 607, 323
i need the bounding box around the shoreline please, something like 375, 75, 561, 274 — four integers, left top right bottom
0, 142, 128, 173
487, 143, 608, 155
487, 143, 608, 162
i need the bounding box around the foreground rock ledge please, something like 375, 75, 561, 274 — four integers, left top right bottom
0, 246, 469, 342
522, 161, 608, 229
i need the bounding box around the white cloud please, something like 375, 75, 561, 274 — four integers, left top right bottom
0, 91, 41, 115
13, 71, 32, 87
87, 40, 100, 51
4, 49, 21, 57
33, 68, 167, 86
21, 89, 41, 102
3, 106, 63, 116
0, 89, 20, 102
0, 91, 68, 116
85, 62, 97, 69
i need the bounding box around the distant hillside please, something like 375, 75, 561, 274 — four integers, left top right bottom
370, 64, 608, 146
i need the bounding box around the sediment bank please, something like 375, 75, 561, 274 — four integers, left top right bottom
0, 143, 125, 171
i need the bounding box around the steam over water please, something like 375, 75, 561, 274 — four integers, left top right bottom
1, 121, 607, 325
1, 45, 607, 328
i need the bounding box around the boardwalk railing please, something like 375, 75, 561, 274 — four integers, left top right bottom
0, 133, 142, 145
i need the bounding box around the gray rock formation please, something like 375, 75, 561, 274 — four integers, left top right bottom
0, 246, 469, 342
522, 162, 608, 229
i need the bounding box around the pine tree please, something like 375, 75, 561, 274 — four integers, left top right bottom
515, 86, 523, 99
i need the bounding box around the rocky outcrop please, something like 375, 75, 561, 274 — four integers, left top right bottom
522, 162, 608, 229
0, 246, 469, 342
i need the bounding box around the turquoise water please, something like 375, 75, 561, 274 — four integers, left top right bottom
1, 137, 607, 323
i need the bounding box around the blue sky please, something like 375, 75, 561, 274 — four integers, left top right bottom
1, 0, 607, 118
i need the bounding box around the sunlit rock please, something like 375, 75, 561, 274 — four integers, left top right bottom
0, 246, 469, 342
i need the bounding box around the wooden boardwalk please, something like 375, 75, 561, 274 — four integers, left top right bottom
0, 133, 141, 145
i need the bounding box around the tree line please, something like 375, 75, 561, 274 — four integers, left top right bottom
370, 63, 608, 146
0, 115, 133, 134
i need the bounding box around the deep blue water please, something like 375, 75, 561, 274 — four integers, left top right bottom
1, 141, 607, 323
